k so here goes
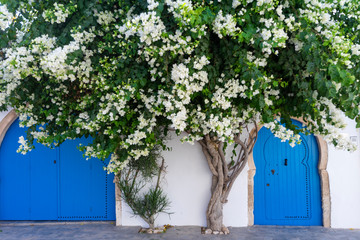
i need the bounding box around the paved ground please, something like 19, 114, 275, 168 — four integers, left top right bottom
0, 221, 360, 240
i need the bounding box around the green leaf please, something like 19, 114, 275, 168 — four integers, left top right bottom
140, 78, 147, 87
157, 2, 164, 14
328, 65, 341, 82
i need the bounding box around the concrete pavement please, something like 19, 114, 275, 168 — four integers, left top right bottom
0, 221, 360, 240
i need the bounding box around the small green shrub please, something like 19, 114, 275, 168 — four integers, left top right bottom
118, 145, 171, 229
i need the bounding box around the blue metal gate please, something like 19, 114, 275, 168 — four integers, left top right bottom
0, 119, 115, 220
253, 119, 322, 226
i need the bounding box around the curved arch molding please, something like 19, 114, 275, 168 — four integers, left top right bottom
247, 119, 331, 227
0, 110, 18, 147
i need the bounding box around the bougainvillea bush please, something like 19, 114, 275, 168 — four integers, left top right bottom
1, 0, 360, 232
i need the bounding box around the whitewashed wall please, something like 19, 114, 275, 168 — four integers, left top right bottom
0, 110, 359, 228
327, 120, 360, 228
121, 132, 249, 227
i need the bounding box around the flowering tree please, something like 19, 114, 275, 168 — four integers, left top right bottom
1, 0, 360, 233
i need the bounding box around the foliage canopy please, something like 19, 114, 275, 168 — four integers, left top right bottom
1, 0, 360, 173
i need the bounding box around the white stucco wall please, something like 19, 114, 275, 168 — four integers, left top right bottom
0, 110, 359, 228
122, 133, 212, 227
121, 132, 249, 227
327, 120, 360, 228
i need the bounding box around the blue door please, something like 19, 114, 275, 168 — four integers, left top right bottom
254, 119, 322, 226
0, 119, 115, 220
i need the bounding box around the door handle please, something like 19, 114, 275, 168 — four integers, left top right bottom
54, 160, 56, 164
284, 158, 288, 166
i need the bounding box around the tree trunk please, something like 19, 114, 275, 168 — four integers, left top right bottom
199, 128, 257, 233
200, 135, 227, 232
147, 216, 155, 229
206, 175, 224, 231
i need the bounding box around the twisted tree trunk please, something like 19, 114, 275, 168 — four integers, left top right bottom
199, 123, 258, 233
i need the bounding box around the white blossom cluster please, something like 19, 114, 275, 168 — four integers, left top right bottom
147, 0, 159, 10
232, 0, 242, 9
0, 27, 96, 154
289, 38, 304, 52
257, 4, 294, 55
0, 46, 33, 107
0, 5, 13, 31
264, 118, 302, 148
165, 0, 193, 21
309, 97, 356, 151
42, 3, 74, 24
118, 112, 158, 164
299, 0, 358, 68
118, 11, 166, 46
94, 10, 116, 26
266, 96, 356, 151
107, 154, 127, 173
351, 44, 360, 56
17, 136, 31, 154
0, 28, 95, 94
247, 52, 267, 67
211, 78, 247, 110
213, 10, 239, 39
31, 128, 50, 146
162, 61, 210, 132
94, 85, 135, 126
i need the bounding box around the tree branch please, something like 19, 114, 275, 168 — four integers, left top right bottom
130, 169, 140, 193
125, 168, 131, 182
222, 137, 249, 202
218, 141, 229, 181
247, 119, 258, 153
155, 157, 165, 191
200, 140, 219, 176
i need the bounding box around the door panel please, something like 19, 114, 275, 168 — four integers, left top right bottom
254, 119, 322, 226
0, 119, 57, 220
264, 135, 309, 220
58, 138, 115, 220
0, 120, 31, 220
29, 143, 58, 220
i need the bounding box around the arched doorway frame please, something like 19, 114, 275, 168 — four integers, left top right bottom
247, 118, 331, 227
0, 110, 18, 147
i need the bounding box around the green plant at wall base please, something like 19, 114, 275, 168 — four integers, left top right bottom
118, 149, 171, 229
1, 0, 360, 233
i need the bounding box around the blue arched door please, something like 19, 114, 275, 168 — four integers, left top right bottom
253, 119, 322, 226
0, 119, 115, 220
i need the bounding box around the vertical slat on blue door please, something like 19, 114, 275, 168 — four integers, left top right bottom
0, 119, 57, 220
254, 119, 322, 226
58, 138, 115, 220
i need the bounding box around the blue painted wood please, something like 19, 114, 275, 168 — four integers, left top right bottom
0, 119, 57, 220
0, 119, 115, 220
28, 139, 58, 220
254, 119, 322, 226
58, 138, 115, 220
